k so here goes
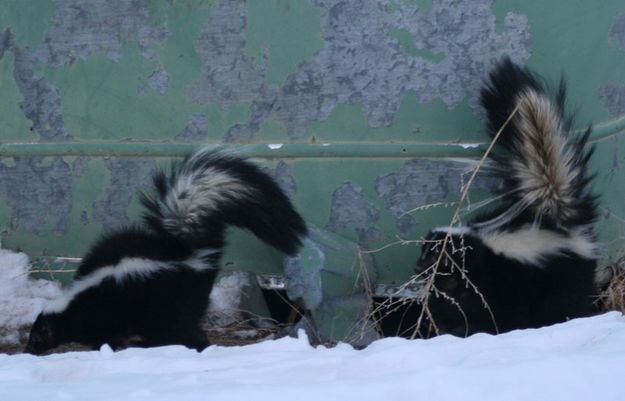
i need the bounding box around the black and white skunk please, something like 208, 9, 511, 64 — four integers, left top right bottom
415, 58, 599, 336
25, 149, 308, 354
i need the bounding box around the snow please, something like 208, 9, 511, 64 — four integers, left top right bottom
1, 313, 625, 401
1, 248, 624, 400
0, 250, 62, 345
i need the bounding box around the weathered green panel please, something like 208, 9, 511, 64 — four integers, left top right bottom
0, 0, 624, 342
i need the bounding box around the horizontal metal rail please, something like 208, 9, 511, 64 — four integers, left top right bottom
0, 114, 623, 158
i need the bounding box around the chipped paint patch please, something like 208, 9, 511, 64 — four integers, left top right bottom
175, 114, 208, 142
326, 182, 380, 244
599, 84, 625, 118
189, 0, 264, 107
375, 159, 495, 237
284, 239, 324, 311
36, 0, 169, 66
267, 144, 283, 149
271, 161, 297, 198
188, 0, 531, 140
92, 158, 156, 229
609, 13, 625, 51
1, 30, 71, 141
147, 69, 170, 95
0, 157, 72, 234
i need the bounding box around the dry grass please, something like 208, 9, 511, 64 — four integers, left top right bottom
364, 105, 521, 339
596, 261, 625, 314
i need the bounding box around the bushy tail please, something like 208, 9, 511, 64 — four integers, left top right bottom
140, 148, 308, 255
478, 58, 596, 230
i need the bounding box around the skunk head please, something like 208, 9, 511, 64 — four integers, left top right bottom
25, 313, 63, 355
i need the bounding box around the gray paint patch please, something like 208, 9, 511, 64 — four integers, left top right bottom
189, 0, 531, 140
71, 157, 87, 177
147, 69, 170, 95
189, 0, 265, 107
1, 30, 72, 141
37, 0, 169, 66
80, 210, 89, 226
326, 182, 380, 244
175, 114, 208, 142
610, 14, 625, 51
599, 84, 625, 118
0, 157, 72, 235
92, 158, 156, 229
271, 161, 297, 198
375, 159, 494, 237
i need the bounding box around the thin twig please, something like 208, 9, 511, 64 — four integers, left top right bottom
409, 103, 521, 339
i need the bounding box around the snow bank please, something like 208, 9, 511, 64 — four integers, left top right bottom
0, 250, 62, 345
1, 313, 624, 401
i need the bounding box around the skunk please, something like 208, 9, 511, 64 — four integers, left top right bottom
415, 58, 599, 336
25, 149, 308, 354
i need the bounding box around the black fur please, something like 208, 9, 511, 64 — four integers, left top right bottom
26, 149, 307, 354
140, 150, 308, 255
417, 231, 596, 336
415, 59, 598, 337
477, 58, 597, 231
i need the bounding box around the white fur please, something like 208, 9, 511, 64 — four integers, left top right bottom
478, 225, 598, 266
44, 250, 218, 315
512, 90, 581, 222
162, 167, 255, 235
432, 226, 473, 236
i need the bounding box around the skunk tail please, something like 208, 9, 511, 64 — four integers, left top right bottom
477, 58, 597, 231
140, 148, 308, 255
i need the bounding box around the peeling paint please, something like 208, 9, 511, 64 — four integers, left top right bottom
270, 161, 297, 198
36, 0, 169, 66
175, 114, 208, 142
610, 13, 625, 51
189, 0, 530, 140
284, 238, 324, 311
71, 157, 87, 177
80, 210, 89, 226
0, 30, 72, 141
0, 157, 72, 235
147, 69, 170, 95
92, 158, 156, 229
326, 182, 380, 244
599, 84, 625, 118
189, 0, 265, 107
375, 159, 495, 236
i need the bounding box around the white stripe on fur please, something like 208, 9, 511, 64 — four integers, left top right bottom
162, 167, 255, 235
43, 250, 217, 314
478, 225, 598, 266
